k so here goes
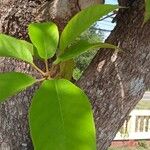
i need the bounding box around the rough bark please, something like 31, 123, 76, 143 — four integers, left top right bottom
78, 0, 150, 149
0, 0, 101, 149
0, 0, 149, 150
0, 0, 80, 149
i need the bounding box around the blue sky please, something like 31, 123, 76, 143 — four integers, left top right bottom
97, 0, 118, 39
106, 0, 117, 4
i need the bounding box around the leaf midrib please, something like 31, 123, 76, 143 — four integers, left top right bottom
54, 81, 67, 149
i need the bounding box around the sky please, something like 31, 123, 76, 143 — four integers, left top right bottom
98, 0, 118, 39
106, 0, 118, 4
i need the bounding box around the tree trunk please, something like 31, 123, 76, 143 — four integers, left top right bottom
0, 1, 80, 149
78, 0, 150, 149
0, 0, 149, 150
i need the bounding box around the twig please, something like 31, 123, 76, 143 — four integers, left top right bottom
99, 13, 116, 22
36, 78, 45, 82
90, 27, 112, 32
32, 63, 46, 76
45, 60, 49, 73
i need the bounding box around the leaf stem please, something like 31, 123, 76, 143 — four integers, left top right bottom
32, 63, 46, 76
36, 78, 45, 82
53, 58, 60, 65
45, 60, 49, 73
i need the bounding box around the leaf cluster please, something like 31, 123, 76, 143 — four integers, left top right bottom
0, 4, 119, 150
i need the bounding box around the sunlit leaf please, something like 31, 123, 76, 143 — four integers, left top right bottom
20, 40, 34, 55
55, 40, 119, 63
59, 4, 118, 51
0, 34, 33, 63
29, 79, 96, 150
28, 22, 59, 59
0, 72, 36, 102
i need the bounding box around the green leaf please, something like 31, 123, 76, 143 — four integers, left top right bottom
20, 40, 34, 55
144, 0, 150, 23
60, 4, 118, 51
28, 22, 59, 59
29, 79, 96, 150
0, 34, 33, 63
55, 40, 119, 63
59, 59, 75, 80
0, 72, 36, 102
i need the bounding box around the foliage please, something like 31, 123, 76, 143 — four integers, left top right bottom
79, 26, 103, 43
28, 22, 59, 59
0, 34, 33, 63
73, 26, 103, 80
0, 72, 36, 102
59, 4, 118, 50
0, 4, 119, 150
73, 67, 83, 80
29, 79, 96, 150
55, 40, 117, 64
73, 49, 97, 80
138, 140, 150, 149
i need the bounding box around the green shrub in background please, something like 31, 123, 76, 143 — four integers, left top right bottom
138, 140, 150, 149
73, 26, 103, 80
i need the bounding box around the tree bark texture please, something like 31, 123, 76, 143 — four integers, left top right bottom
0, 0, 149, 150
0, 0, 80, 149
78, 0, 150, 149
0, 0, 101, 149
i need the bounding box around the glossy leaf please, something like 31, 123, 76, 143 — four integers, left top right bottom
0, 34, 33, 63
59, 4, 118, 51
144, 0, 150, 23
0, 72, 36, 102
28, 22, 59, 59
29, 79, 96, 150
20, 40, 34, 55
55, 40, 119, 63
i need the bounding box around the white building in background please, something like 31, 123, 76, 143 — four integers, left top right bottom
114, 92, 150, 141
115, 110, 150, 140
